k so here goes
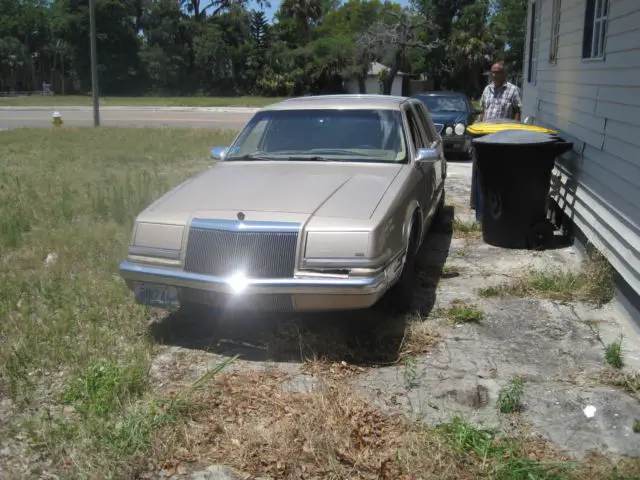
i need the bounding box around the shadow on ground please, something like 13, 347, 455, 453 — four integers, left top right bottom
148, 206, 455, 366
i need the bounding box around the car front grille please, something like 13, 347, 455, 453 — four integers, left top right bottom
434, 123, 444, 134
183, 218, 300, 279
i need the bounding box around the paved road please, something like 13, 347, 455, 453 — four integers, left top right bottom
0, 107, 257, 130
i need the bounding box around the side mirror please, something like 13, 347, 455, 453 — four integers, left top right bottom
415, 147, 439, 164
210, 146, 228, 160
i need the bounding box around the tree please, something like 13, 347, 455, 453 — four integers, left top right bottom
491, 0, 527, 78
358, 8, 435, 94
445, 0, 505, 98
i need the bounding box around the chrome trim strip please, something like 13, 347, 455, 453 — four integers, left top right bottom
128, 246, 181, 259
119, 260, 388, 295
190, 218, 301, 233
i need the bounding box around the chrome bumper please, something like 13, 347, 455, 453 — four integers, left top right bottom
119, 260, 390, 296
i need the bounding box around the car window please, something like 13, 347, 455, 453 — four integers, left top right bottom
404, 106, 424, 152
411, 102, 437, 147
419, 95, 469, 113
226, 109, 408, 164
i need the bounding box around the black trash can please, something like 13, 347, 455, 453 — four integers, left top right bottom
467, 119, 556, 220
471, 129, 573, 250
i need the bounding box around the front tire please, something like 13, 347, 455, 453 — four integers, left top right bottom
383, 228, 418, 314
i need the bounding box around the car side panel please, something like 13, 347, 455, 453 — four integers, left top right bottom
368, 166, 421, 262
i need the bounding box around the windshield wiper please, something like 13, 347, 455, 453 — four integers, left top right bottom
227, 151, 282, 161
307, 149, 371, 157
287, 156, 336, 162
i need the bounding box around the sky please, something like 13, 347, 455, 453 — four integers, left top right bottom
246, 0, 413, 23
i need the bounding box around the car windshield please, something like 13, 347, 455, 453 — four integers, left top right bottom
224, 108, 408, 163
419, 96, 468, 113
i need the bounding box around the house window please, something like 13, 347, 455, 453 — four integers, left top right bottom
549, 0, 561, 64
527, 0, 539, 83
582, 0, 609, 59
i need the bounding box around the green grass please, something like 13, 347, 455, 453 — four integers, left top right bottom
0, 126, 237, 477
436, 301, 484, 324
436, 415, 579, 479
0, 95, 285, 107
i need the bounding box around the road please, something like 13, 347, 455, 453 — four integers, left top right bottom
0, 106, 257, 130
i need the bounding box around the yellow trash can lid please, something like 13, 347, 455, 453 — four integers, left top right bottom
467, 121, 557, 136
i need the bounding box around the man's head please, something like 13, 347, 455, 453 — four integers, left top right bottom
490, 61, 506, 87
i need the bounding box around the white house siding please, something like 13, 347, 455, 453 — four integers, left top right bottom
345, 76, 403, 96
522, 0, 640, 306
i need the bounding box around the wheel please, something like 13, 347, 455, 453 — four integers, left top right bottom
526, 221, 554, 250
383, 227, 418, 314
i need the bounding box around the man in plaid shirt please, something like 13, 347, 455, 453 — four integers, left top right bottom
479, 62, 522, 121
471, 61, 523, 213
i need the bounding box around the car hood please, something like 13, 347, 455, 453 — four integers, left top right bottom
142, 161, 403, 221
430, 112, 468, 125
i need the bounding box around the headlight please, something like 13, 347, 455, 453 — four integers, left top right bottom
445, 126, 453, 136
304, 231, 370, 260
454, 123, 466, 135
128, 222, 184, 264
133, 222, 184, 250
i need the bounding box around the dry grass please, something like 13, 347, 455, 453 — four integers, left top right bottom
398, 314, 441, 359
144, 368, 640, 479
478, 251, 615, 307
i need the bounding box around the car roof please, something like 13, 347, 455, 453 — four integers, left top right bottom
260, 94, 415, 112
413, 91, 467, 98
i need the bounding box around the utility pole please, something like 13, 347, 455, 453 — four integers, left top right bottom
89, 0, 100, 126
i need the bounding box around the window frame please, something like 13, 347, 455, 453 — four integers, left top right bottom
403, 104, 427, 161
410, 101, 438, 148
582, 0, 609, 61
549, 0, 561, 64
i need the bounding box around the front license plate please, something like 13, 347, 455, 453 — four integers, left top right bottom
134, 282, 180, 308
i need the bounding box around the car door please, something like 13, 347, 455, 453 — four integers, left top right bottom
411, 101, 442, 204
404, 103, 433, 222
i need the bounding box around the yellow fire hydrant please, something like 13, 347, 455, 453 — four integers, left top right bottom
52, 111, 63, 126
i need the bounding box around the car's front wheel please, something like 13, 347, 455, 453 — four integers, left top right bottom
382, 227, 418, 314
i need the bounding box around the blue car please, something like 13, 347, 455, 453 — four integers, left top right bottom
412, 91, 481, 160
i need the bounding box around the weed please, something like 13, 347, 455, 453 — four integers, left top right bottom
442, 264, 461, 277
604, 337, 624, 369
437, 301, 484, 324
633, 420, 640, 434
498, 377, 525, 414
452, 218, 482, 238
477, 254, 615, 307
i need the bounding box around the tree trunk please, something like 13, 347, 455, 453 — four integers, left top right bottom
382, 66, 399, 95
357, 74, 366, 93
